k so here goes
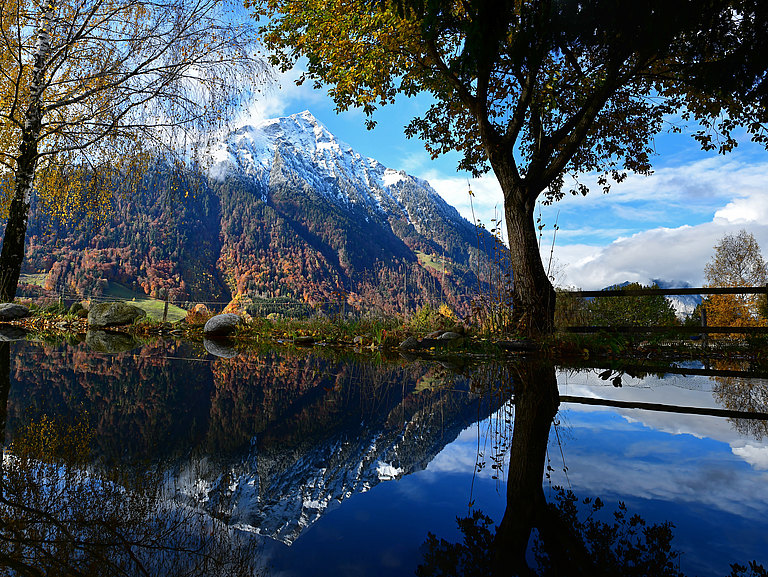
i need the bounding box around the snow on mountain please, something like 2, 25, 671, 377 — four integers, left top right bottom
650, 279, 702, 318
176, 423, 442, 545
171, 380, 505, 546
210, 110, 464, 229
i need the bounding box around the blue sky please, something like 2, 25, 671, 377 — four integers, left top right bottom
238, 63, 768, 290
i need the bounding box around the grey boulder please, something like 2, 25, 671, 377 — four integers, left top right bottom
88, 302, 146, 328
439, 331, 462, 340
203, 313, 242, 337
86, 330, 138, 353
0, 303, 30, 322
0, 325, 28, 341
69, 301, 89, 318
204, 338, 238, 358
399, 336, 420, 350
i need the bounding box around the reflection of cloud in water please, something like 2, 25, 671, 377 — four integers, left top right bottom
548, 422, 768, 521
731, 442, 768, 470
554, 368, 768, 520
425, 412, 512, 481
426, 439, 481, 474
423, 369, 768, 522
558, 369, 768, 460
623, 439, 682, 458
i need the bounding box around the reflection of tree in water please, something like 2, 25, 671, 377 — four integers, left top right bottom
5, 340, 217, 462
7, 340, 479, 462
206, 349, 454, 454
417, 356, 768, 577
467, 362, 516, 481
710, 359, 768, 441
0, 343, 264, 577
419, 490, 685, 577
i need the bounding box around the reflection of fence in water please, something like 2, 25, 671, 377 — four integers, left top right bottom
563, 364, 768, 393
557, 364, 768, 442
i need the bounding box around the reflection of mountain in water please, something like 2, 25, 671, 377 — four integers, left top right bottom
7, 341, 508, 544
193, 366, 496, 544
178, 356, 503, 544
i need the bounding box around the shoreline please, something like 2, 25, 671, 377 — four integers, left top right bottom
3, 312, 767, 369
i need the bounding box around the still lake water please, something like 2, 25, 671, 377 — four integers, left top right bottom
2, 338, 768, 576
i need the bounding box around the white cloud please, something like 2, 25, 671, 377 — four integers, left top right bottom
538, 155, 768, 289
235, 64, 327, 128
714, 194, 768, 223
557, 156, 768, 208
421, 171, 505, 229
555, 217, 768, 290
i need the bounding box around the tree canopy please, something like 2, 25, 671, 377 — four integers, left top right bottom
705, 230, 767, 289
255, 0, 768, 336
588, 282, 678, 327
0, 0, 266, 300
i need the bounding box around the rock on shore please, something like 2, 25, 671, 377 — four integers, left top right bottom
88, 302, 146, 328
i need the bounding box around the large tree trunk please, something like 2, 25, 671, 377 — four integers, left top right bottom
494, 161, 557, 337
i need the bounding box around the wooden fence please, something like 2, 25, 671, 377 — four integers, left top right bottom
564, 285, 768, 336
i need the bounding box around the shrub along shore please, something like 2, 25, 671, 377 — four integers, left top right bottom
2, 299, 767, 368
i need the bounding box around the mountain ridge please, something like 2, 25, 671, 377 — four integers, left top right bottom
210, 110, 472, 259
19, 111, 497, 315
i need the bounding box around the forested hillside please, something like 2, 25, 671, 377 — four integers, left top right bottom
16, 112, 502, 316
23, 168, 228, 303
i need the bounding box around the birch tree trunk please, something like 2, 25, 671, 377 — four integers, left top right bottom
0, 3, 51, 302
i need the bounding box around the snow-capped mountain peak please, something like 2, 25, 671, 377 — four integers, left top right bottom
212, 110, 364, 184
209, 110, 463, 228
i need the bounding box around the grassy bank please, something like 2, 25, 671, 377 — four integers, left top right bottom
7, 299, 768, 369
102, 283, 188, 322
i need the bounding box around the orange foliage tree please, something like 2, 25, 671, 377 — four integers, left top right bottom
704, 230, 768, 332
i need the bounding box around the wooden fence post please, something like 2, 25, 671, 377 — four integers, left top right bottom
163, 290, 169, 323
701, 305, 708, 348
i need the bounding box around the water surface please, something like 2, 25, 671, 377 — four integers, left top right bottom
2, 339, 767, 575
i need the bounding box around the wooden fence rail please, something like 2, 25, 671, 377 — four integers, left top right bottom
565, 325, 768, 334
565, 284, 768, 336
569, 285, 768, 298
